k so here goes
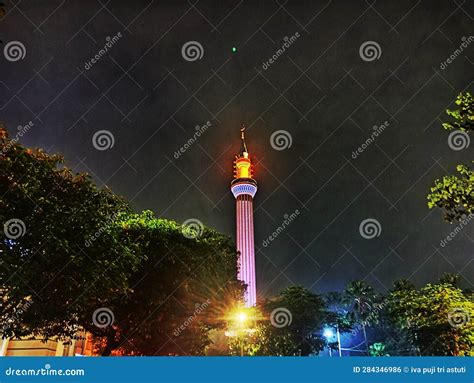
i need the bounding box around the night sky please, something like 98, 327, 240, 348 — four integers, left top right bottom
1, 0, 473, 298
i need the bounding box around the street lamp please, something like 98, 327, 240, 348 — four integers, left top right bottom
234, 309, 248, 356
323, 327, 334, 357
236, 311, 248, 326
323, 328, 334, 339
225, 307, 254, 356
323, 326, 342, 357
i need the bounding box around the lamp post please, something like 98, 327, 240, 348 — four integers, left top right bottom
225, 308, 253, 357
236, 311, 248, 357
323, 328, 334, 357
336, 325, 342, 357
323, 326, 342, 357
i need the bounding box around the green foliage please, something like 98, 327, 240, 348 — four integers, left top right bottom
323, 291, 354, 333
384, 281, 473, 356
226, 307, 288, 357
229, 286, 328, 356
2, 126, 472, 357
0, 129, 242, 356
95, 211, 243, 356
428, 92, 473, 223
442, 92, 473, 132
229, 278, 473, 357
380, 280, 420, 355
0, 128, 139, 340
438, 273, 461, 287
427, 164, 474, 222
344, 280, 377, 324
392, 279, 416, 291
265, 286, 327, 356
415, 284, 473, 356
369, 342, 389, 356
343, 280, 378, 354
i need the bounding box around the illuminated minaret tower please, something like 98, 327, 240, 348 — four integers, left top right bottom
231, 127, 258, 307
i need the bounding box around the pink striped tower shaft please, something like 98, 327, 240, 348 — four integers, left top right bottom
231, 128, 258, 307
236, 194, 257, 306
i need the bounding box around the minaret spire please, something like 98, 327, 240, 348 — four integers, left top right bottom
240, 126, 248, 154
231, 126, 258, 307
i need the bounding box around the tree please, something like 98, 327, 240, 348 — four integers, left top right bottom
324, 291, 347, 314
344, 280, 377, 354
0, 127, 140, 340
428, 164, 473, 222
414, 283, 473, 356
441, 92, 473, 133
381, 279, 420, 356
266, 286, 327, 356
231, 286, 328, 356
428, 92, 473, 222
438, 273, 461, 287
323, 291, 354, 354
384, 279, 474, 356
1, 128, 243, 355
91, 211, 243, 356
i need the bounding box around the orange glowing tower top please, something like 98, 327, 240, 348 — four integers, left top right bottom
231, 127, 257, 306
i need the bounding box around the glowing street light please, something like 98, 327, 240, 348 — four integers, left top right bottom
323, 326, 342, 357
236, 311, 248, 326
225, 307, 259, 356
323, 328, 334, 339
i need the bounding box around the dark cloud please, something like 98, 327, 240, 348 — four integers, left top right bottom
1, 0, 473, 297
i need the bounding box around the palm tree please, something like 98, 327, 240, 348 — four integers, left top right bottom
324, 291, 347, 314
344, 280, 376, 355
324, 291, 354, 356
